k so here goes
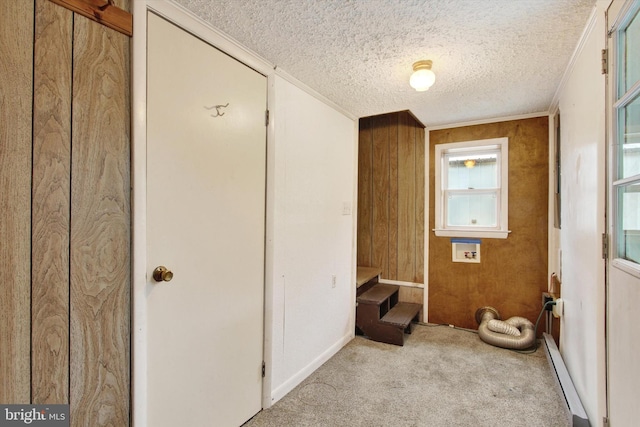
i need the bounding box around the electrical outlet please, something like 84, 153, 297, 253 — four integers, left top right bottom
331, 275, 337, 288
542, 292, 554, 311
552, 298, 564, 318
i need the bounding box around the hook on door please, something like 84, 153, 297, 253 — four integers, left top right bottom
204, 103, 229, 117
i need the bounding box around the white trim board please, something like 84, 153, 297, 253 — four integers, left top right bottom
131, 1, 149, 425
426, 111, 549, 131
378, 278, 425, 288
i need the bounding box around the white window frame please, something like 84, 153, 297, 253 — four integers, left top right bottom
434, 137, 509, 239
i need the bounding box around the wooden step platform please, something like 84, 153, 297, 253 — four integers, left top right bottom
357, 283, 398, 305
355, 281, 422, 346
356, 266, 382, 297
381, 302, 422, 328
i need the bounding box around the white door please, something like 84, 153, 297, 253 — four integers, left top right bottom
146, 13, 266, 427
606, 1, 640, 425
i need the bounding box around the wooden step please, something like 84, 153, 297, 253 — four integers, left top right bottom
357, 284, 399, 305
380, 302, 422, 329
356, 266, 382, 287
356, 266, 382, 297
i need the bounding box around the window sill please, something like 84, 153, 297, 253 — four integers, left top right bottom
433, 229, 510, 239
611, 258, 640, 279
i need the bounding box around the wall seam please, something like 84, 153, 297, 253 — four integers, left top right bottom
29, 0, 36, 404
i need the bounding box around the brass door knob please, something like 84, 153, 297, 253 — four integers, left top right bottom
153, 266, 173, 282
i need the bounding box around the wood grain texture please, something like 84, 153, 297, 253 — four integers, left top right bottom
70, 13, 130, 426
357, 120, 373, 267
0, 0, 34, 404
388, 115, 399, 279
397, 112, 416, 282
32, 0, 73, 404
48, 0, 133, 36
398, 286, 424, 322
357, 111, 424, 284
428, 117, 549, 330
372, 115, 390, 277
415, 126, 425, 284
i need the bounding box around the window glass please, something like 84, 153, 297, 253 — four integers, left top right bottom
446, 191, 497, 227
617, 182, 640, 263
623, 8, 640, 95
446, 153, 498, 190
619, 92, 640, 179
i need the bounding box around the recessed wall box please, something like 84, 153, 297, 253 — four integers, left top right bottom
451, 238, 481, 263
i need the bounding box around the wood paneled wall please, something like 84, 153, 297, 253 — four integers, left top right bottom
1, 1, 130, 424
32, 0, 73, 404
428, 117, 549, 330
70, 4, 130, 424
0, 0, 34, 405
358, 111, 425, 283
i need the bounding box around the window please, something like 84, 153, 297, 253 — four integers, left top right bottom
612, 2, 640, 268
435, 138, 509, 238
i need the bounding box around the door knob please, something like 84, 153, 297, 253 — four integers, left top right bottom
153, 266, 174, 282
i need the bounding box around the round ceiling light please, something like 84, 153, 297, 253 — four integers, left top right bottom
409, 60, 435, 92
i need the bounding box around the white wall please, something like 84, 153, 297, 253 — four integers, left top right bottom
556, 4, 607, 425
264, 75, 357, 405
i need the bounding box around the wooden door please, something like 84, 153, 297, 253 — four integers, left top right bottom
0, 1, 130, 425
146, 13, 266, 427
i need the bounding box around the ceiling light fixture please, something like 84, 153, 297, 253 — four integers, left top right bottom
464, 159, 476, 168
409, 60, 436, 91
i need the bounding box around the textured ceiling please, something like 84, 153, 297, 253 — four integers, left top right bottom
173, 0, 596, 127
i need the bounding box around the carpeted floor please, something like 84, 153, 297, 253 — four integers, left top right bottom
244, 325, 570, 427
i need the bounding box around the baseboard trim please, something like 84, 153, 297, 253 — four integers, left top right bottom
542, 333, 589, 426
378, 278, 424, 288
269, 332, 354, 406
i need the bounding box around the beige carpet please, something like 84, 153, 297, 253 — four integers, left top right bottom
244, 325, 570, 427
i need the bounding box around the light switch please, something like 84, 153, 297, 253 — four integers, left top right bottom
342, 202, 351, 215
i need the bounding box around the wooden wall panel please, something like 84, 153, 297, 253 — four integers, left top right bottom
372, 115, 390, 277
415, 126, 425, 284
31, 0, 73, 404
0, 0, 34, 404
0, 0, 131, 417
357, 111, 424, 284
388, 117, 399, 279
357, 121, 373, 266
70, 13, 130, 426
428, 117, 549, 330
397, 112, 416, 282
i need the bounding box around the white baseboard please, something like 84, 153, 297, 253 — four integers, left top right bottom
268, 332, 354, 406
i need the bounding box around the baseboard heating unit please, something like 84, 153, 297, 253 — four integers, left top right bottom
542, 333, 590, 427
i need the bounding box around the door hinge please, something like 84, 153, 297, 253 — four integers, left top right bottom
602, 49, 608, 75
262, 361, 266, 378
265, 110, 270, 126
603, 416, 610, 427
602, 233, 609, 259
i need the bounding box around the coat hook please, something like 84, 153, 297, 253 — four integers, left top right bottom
204, 103, 229, 117
98, 0, 114, 11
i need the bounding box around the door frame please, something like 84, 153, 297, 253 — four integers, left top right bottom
131, 2, 275, 425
